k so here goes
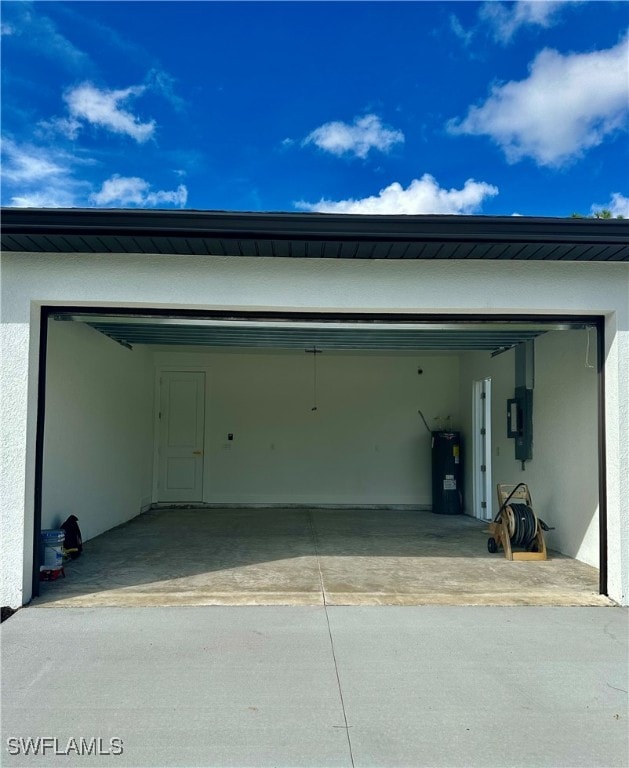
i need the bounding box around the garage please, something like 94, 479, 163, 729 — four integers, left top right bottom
30, 309, 604, 606
1, 209, 627, 607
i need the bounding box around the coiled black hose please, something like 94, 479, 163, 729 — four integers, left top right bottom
508, 503, 538, 548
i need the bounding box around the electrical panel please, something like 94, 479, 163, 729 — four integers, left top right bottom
507, 386, 533, 463
507, 340, 534, 468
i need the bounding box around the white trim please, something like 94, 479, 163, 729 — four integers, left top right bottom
472, 378, 493, 521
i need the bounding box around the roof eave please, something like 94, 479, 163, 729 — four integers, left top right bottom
2, 207, 627, 260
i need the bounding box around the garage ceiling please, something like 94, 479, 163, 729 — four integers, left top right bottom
53, 315, 591, 352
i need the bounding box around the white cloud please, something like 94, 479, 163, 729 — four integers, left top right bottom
37, 116, 82, 140
448, 38, 629, 167
295, 174, 498, 215
10, 190, 77, 208
1, 138, 92, 207
64, 82, 156, 143
479, 1, 576, 43
1, 138, 66, 183
450, 14, 474, 46
145, 68, 185, 113
90, 175, 188, 208
1, 140, 186, 209
1, 4, 88, 66
590, 193, 629, 218
303, 114, 404, 159
453, 2, 578, 49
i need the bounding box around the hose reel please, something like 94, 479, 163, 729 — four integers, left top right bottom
486, 483, 552, 561
504, 503, 538, 548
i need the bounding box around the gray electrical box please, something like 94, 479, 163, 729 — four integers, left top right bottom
507, 340, 534, 466
507, 386, 533, 462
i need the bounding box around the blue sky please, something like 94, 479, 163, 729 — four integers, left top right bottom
1, 1, 627, 216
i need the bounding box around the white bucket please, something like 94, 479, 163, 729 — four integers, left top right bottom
40, 529, 65, 569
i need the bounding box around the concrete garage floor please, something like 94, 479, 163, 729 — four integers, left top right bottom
34, 508, 609, 608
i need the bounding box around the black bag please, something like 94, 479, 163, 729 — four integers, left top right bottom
60, 515, 83, 559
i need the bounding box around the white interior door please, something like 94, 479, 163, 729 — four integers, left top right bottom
157, 371, 205, 502
472, 378, 492, 521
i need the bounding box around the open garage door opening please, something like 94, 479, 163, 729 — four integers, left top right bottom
33, 309, 608, 607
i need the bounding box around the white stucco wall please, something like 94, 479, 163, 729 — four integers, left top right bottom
42, 320, 154, 541
1, 251, 627, 605
459, 329, 599, 567
153, 349, 460, 506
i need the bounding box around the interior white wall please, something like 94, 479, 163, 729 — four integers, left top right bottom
459, 329, 599, 567
42, 320, 154, 542
154, 350, 460, 506
1, 252, 627, 605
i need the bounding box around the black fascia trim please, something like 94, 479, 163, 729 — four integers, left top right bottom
32, 306, 50, 600
3, 208, 628, 247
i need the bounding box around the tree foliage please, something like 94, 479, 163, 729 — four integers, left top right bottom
570, 209, 624, 219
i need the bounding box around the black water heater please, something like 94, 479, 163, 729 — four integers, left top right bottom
431, 431, 462, 515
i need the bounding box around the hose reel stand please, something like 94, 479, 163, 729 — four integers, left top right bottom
486, 483, 552, 561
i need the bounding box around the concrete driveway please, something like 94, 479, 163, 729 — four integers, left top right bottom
1, 606, 627, 767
